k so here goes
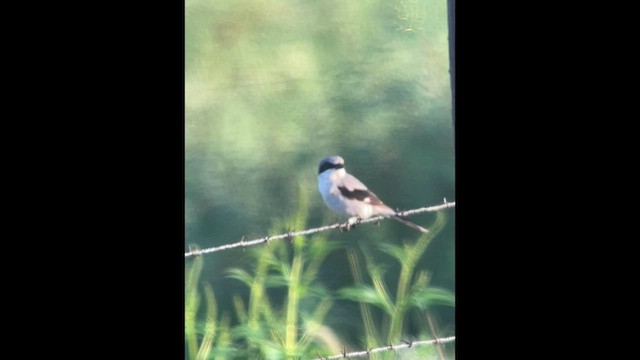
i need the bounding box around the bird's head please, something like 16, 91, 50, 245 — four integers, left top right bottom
318, 155, 345, 175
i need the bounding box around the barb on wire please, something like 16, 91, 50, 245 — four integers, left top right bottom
316, 336, 455, 359
185, 201, 455, 258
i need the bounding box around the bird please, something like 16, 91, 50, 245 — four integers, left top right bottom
317, 155, 428, 233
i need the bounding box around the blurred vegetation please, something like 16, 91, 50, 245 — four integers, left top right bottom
186, 0, 454, 358
186, 253, 234, 360
186, 190, 454, 358
340, 211, 454, 359
226, 188, 342, 358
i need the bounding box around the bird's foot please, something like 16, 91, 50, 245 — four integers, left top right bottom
340, 217, 361, 231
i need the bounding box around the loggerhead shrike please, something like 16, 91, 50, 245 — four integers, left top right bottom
317, 155, 428, 233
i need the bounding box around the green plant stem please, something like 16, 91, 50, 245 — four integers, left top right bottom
217, 314, 232, 360
388, 262, 412, 343
347, 248, 379, 359
185, 256, 203, 360
196, 282, 217, 360
388, 211, 447, 344
248, 246, 273, 329
285, 253, 302, 356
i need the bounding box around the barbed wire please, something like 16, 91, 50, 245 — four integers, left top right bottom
315, 336, 456, 359
185, 200, 455, 258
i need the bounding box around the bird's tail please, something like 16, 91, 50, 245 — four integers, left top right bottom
391, 215, 429, 233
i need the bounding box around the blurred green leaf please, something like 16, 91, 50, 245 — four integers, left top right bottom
263, 273, 289, 288
408, 287, 455, 310
185, 256, 203, 360
226, 268, 254, 287
307, 237, 341, 259
209, 313, 233, 360
232, 295, 247, 324
305, 284, 330, 299
339, 285, 394, 312
196, 282, 217, 360
377, 242, 406, 264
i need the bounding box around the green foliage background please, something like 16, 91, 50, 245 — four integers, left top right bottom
186, 0, 454, 358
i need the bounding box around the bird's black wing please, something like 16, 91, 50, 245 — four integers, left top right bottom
338, 186, 385, 206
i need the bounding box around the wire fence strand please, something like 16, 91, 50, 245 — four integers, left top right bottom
316, 336, 456, 359
185, 200, 455, 258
